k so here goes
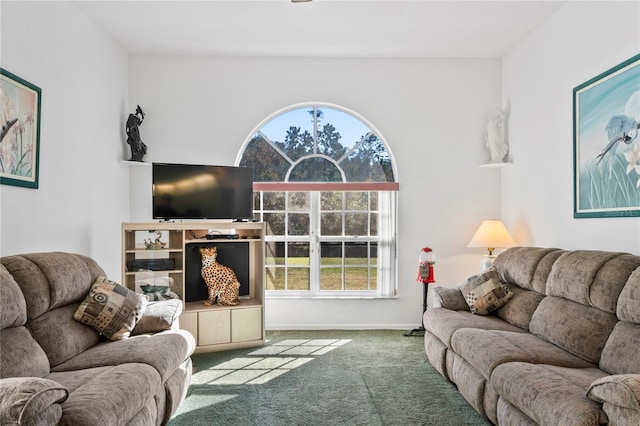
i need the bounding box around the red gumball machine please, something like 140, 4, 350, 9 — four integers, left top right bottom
405, 247, 436, 336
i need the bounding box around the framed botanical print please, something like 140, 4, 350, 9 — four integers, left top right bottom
573, 54, 640, 218
1, 68, 41, 189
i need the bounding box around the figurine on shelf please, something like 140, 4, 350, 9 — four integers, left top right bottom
126, 105, 147, 162
485, 107, 509, 163
144, 231, 166, 250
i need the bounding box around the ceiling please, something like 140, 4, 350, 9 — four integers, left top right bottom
71, 0, 567, 58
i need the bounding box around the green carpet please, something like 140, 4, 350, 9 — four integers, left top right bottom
168, 330, 492, 426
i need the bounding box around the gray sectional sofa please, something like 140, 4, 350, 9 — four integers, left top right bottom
0, 252, 195, 425
424, 247, 640, 426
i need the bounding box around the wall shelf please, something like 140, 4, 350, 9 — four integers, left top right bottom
479, 162, 511, 168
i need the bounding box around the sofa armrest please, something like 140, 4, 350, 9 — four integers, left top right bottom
587, 374, 640, 410
587, 374, 640, 425
432, 286, 469, 311
131, 299, 183, 335
0, 377, 68, 426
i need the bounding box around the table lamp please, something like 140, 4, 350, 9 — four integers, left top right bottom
467, 220, 515, 271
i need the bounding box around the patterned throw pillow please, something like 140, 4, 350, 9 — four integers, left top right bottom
459, 267, 513, 315
74, 276, 147, 340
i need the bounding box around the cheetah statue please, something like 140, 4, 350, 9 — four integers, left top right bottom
200, 246, 240, 306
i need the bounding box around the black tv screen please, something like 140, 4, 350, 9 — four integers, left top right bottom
153, 163, 254, 220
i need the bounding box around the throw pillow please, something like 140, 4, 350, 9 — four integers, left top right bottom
459, 267, 513, 315
131, 299, 183, 336
74, 276, 147, 340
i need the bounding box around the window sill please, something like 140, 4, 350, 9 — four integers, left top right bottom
266, 294, 398, 300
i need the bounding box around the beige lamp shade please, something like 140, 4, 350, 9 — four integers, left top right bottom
467, 220, 516, 255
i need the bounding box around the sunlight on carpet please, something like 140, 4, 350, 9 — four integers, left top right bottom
190, 338, 351, 386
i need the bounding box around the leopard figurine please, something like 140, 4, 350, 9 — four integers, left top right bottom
200, 246, 240, 306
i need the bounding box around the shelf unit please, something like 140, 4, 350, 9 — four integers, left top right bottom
122, 221, 266, 353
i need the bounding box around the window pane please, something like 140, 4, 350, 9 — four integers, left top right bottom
289, 157, 342, 182
341, 134, 394, 182
287, 268, 310, 290
320, 213, 342, 236
288, 192, 309, 211
260, 108, 314, 163
321, 191, 342, 210
321, 108, 371, 154
370, 214, 378, 236
345, 268, 369, 290
253, 192, 261, 210
264, 192, 285, 210
320, 268, 342, 290
266, 266, 285, 290
321, 242, 342, 265
345, 192, 368, 210
345, 242, 368, 264
239, 135, 289, 182
288, 242, 309, 265
370, 192, 378, 210
345, 213, 368, 235
266, 242, 285, 265
265, 213, 285, 236
288, 213, 309, 236
370, 267, 378, 291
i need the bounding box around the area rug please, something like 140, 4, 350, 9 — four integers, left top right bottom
168, 329, 491, 426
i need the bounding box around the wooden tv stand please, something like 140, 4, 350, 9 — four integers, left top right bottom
122, 221, 266, 353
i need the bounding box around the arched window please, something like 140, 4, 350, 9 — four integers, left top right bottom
237, 103, 398, 297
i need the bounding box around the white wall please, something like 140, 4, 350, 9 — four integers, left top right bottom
502, 1, 640, 254
129, 56, 503, 328
0, 1, 129, 276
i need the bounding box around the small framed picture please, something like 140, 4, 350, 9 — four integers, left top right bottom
1, 68, 41, 189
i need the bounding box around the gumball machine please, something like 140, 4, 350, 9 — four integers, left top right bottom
405, 247, 436, 336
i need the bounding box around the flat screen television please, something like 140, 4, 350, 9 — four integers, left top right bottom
152, 163, 254, 221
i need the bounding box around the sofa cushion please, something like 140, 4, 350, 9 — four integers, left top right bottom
74, 277, 147, 340
492, 247, 564, 293
600, 321, 640, 375
546, 250, 636, 313
529, 296, 618, 364
0, 327, 50, 379
424, 307, 525, 348
1, 253, 106, 320
617, 265, 640, 323
28, 304, 101, 368
51, 329, 195, 382
492, 362, 607, 426
494, 285, 545, 331
0, 377, 68, 426
450, 328, 595, 380
60, 363, 161, 426
0, 265, 27, 329
459, 268, 513, 315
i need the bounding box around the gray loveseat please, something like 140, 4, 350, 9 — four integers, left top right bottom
0, 252, 195, 425
424, 247, 640, 426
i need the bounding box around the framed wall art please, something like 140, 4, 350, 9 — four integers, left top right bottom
1, 68, 41, 189
573, 53, 640, 218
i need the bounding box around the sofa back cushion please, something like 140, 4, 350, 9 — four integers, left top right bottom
600, 267, 640, 374
529, 296, 618, 364
546, 251, 640, 313
0, 265, 50, 378
0, 253, 106, 368
493, 247, 564, 294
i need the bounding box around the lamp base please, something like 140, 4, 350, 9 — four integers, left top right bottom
480, 255, 497, 272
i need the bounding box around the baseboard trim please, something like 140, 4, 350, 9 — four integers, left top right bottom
265, 324, 419, 331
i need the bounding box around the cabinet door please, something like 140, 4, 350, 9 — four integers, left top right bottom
199, 310, 231, 345
180, 311, 198, 343
231, 307, 262, 342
